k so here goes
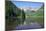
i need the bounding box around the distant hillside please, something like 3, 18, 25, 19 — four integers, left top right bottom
35, 4, 44, 16
5, 1, 21, 16
25, 4, 44, 17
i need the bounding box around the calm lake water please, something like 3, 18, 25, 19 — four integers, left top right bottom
15, 18, 43, 30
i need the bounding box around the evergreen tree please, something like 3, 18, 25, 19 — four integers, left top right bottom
5, 1, 25, 30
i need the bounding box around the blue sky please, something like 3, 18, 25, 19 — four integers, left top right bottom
12, 1, 43, 9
